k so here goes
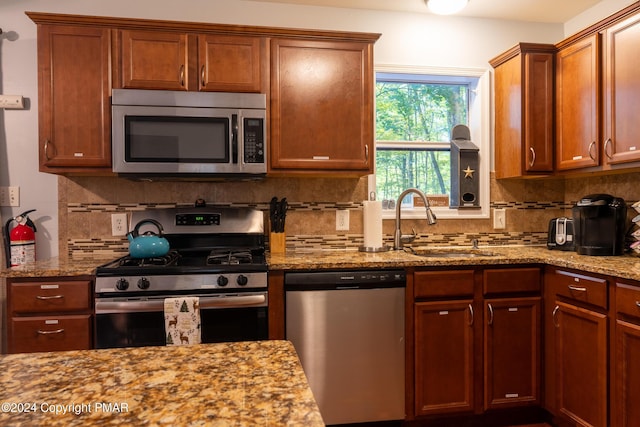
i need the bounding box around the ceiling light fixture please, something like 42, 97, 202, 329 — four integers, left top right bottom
426, 0, 469, 15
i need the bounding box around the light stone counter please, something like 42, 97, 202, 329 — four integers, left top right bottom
0, 340, 324, 427
3, 245, 640, 282
267, 245, 640, 282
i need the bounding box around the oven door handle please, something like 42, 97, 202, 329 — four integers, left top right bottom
95, 294, 268, 314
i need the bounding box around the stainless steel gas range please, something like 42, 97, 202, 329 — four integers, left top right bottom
94, 206, 268, 349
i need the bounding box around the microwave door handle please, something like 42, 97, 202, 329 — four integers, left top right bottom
232, 114, 239, 164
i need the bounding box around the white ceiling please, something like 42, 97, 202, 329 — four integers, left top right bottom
250, 0, 602, 23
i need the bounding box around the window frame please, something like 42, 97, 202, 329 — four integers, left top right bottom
371, 64, 491, 220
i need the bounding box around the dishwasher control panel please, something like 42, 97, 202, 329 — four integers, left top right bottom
284, 269, 406, 289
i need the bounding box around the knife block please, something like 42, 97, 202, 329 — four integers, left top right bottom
270, 232, 286, 254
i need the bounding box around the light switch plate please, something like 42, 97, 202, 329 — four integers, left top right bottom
336, 210, 350, 231
493, 208, 506, 229
0, 186, 19, 206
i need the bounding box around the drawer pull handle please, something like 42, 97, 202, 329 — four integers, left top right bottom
37, 328, 64, 335
36, 295, 64, 300
636, 301, 640, 308
467, 303, 474, 326
568, 285, 587, 292
552, 305, 560, 328
487, 303, 494, 325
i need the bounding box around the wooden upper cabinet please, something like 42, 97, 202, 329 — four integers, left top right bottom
36, 24, 112, 172
198, 34, 263, 92
119, 30, 190, 90
269, 38, 375, 174
490, 44, 555, 179
555, 34, 601, 171
602, 13, 640, 166
118, 30, 263, 92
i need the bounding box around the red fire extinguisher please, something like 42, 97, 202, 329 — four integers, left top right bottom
3, 209, 37, 267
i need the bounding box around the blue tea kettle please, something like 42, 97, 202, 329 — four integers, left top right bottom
127, 219, 170, 258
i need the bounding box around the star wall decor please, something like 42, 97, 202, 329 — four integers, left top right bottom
463, 166, 475, 179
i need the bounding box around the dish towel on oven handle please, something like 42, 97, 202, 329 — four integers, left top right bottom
164, 297, 201, 346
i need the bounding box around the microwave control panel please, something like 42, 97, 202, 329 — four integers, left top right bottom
244, 118, 265, 164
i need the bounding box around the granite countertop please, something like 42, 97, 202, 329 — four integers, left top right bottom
0, 340, 324, 427
0, 257, 114, 279
267, 245, 640, 282
3, 245, 640, 282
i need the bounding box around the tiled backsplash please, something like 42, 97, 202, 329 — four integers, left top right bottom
59, 172, 640, 260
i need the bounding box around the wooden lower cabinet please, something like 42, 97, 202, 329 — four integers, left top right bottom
7, 277, 94, 354
484, 297, 541, 410
554, 301, 608, 427
415, 299, 475, 416
614, 282, 640, 427
412, 267, 542, 421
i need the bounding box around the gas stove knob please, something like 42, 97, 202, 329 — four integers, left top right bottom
116, 278, 129, 291
237, 275, 248, 286
137, 277, 150, 290
217, 275, 229, 287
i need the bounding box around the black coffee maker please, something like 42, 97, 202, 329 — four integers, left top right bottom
572, 194, 627, 256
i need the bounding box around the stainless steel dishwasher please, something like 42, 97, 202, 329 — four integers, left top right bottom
285, 269, 405, 425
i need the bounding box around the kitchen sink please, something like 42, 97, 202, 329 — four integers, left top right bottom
406, 248, 498, 258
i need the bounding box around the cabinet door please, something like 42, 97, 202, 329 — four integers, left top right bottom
270, 38, 373, 173
556, 34, 600, 171
198, 34, 262, 92
554, 301, 607, 427
37, 25, 112, 171
602, 13, 640, 166
415, 300, 475, 416
493, 46, 554, 178
484, 297, 541, 410
120, 30, 189, 90
615, 319, 640, 427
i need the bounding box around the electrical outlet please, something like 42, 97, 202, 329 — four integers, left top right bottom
0, 186, 19, 206
336, 209, 350, 231
111, 213, 128, 236
0, 95, 25, 109
493, 208, 506, 229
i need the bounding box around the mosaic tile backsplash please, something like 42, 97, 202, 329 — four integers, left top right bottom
59, 172, 640, 260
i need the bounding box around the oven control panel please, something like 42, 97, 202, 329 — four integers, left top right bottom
175, 213, 220, 226
95, 272, 268, 294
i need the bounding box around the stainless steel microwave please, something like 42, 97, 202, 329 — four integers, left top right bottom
112, 89, 266, 178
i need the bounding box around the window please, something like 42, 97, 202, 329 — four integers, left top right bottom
372, 66, 490, 219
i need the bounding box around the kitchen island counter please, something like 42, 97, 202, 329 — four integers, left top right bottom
0, 340, 324, 426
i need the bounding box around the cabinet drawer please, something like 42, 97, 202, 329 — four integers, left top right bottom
9, 315, 92, 354
552, 270, 607, 309
484, 267, 541, 294
10, 281, 92, 314
616, 282, 640, 318
415, 270, 475, 298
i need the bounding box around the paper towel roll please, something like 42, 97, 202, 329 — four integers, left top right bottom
363, 200, 383, 248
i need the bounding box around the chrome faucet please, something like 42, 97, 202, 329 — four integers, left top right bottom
394, 188, 437, 250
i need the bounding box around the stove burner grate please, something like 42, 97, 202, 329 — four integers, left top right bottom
118, 250, 181, 267
206, 250, 254, 265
